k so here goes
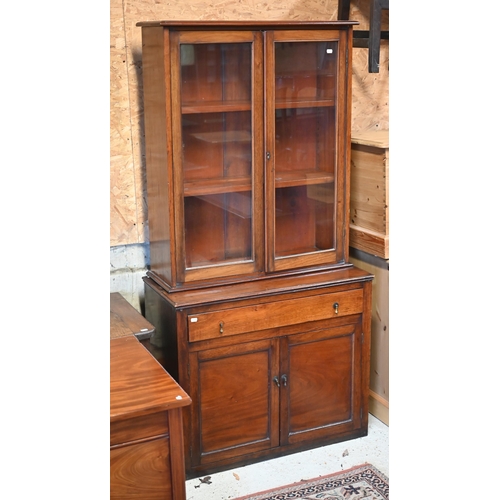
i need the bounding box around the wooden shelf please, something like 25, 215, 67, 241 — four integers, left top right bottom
275, 244, 324, 258
275, 170, 334, 188
182, 98, 335, 113
184, 171, 333, 196
182, 100, 251, 114
187, 254, 252, 269
191, 130, 251, 144
197, 192, 252, 219
275, 98, 335, 110
184, 176, 252, 196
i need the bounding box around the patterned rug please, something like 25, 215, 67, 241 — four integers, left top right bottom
233, 464, 389, 500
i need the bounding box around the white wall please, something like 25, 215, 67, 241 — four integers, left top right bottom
110, 243, 149, 312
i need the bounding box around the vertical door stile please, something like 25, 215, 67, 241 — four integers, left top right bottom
169, 30, 187, 285
278, 334, 290, 445
270, 336, 281, 448
188, 349, 201, 467
252, 30, 265, 273
163, 28, 178, 287
264, 30, 276, 273
338, 28, 350, 263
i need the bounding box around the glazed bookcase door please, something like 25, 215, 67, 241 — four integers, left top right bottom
170, 30, 264, 284
265, 30, 350, 273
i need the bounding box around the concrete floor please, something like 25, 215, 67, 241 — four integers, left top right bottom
186, 414, 389, 500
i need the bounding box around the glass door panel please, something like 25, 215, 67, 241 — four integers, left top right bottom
273, 40, 338, 261
180, 42, 254, 270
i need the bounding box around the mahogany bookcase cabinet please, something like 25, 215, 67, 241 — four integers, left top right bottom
137, 20, 374, 479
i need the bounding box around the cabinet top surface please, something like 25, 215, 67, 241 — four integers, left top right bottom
136, 20, 358, 28
110, 336, 191, 421
147, 267, 373, 308
351, 130, 389, 148
110, 292, 155, 340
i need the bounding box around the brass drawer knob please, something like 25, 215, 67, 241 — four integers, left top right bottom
333, 302, 339, 314
219, 321, 224, 334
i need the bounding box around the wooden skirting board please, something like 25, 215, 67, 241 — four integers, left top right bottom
350, 250, 389, 428
369, 390, 389, 425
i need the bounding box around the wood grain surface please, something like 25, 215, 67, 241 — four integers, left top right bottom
110, 336, 191, 421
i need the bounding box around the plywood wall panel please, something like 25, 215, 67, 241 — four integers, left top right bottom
350, 0, 389, 133
110, 0, 389, 246
352, 41, 389, 133
111, 0, 140, 245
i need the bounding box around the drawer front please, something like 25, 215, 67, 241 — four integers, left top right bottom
110, 411, 169, 447
188, 288, 364, 342
110, 437, 172, 499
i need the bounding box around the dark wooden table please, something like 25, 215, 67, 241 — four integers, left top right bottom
110, 292, 155, 340
110, 293, 192, 499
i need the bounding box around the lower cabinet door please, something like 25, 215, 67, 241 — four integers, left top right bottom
189, 338, 280, 466
280, 321, 363, 445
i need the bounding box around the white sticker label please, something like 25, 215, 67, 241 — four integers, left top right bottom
326, 48, 333, 54
190, 317, 198, 322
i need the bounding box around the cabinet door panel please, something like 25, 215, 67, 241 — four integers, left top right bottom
189, 339, 280, 465
265, 29, 349, 272
281, 323, 362, 445
170, 30, 264, 284
110, 438, 172, 500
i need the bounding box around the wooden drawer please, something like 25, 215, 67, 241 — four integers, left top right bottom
111, 411, 169, 447
110, 438, 173, 499
188, 288, 364, 342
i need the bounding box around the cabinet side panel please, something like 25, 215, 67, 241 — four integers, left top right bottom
168, 409, 188, 500
337, 28, 351, 264
110, 438, 172, 500
144, 280, 179, 380
142, 27, 173, 285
